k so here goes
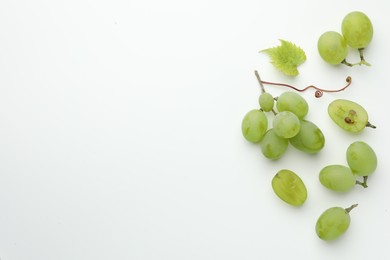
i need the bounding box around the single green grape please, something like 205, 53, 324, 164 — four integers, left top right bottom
272, 169, 307, 206
241, 109, 268, 143
317, 31, 348, 65
342, 11, 373, 49
259, 92, 274, 112
319, 165, 356, 192
261, 129, 289, 160
316, 204, 357, 241
346, 141, 377, 176
273, 111, 301, 139
328, 99, 374, 133
289, 120, 325, 154
276, 91, 308, 119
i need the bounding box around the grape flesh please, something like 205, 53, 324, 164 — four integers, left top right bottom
241, 109, 268, 143
317, 31, 348, 65
319, 165, 356, 192
328, 99, 369, 133
273, 111, 301, 139
272, 169, 307, 206
342, 11, 373, 49
276, 91, 308, 119
316, 206, 352, 241
261, 129, 288, 160
259, 92, 274, 112
346, 141, 377, 176
289, 120, 325, 154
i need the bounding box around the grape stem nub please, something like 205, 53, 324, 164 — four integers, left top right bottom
345, 204, 358, 213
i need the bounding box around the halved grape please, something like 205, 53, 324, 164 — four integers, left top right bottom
328, 99, 371, 133
317, 31, 348, 65
261, 129, 288, 160
316, 204, 357, 241
276, 91, 308, 119
272, 169, 307, 206
319, 165, 356, 192
342, 11, 373, 49
241, 109, 268, 143
259, 92, 274, 112
273, 111, 301, 139
289, 120, 325, 154
346, 141, 377, 176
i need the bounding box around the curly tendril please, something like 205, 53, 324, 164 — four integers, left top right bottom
254, 70, 352, 98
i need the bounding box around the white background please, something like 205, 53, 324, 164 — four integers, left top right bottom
1, 0, 389, 259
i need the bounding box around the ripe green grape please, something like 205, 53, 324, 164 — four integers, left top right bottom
241, 109, 268, 143
276, 91, 308, 119
319, 165, 356, 192
273, 111, 301, 139
259, 92, 274, 112
261, 129, 289, 160
272, 169, 307, 206
346, 141, 377, 176
342, 11, 373, 49
316, 204, 357, 241
317, 31, 348, 65
328, 99, 373, 133
289, 120, 325, 154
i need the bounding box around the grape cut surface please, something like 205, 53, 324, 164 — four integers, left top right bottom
272, 169, 307, 206
328, 99, 369, 132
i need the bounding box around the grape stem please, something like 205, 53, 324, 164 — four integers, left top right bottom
341, 49, 371, 67
366, 122, 376, 129
345, 204, 358, 214
254, 70, 352, 98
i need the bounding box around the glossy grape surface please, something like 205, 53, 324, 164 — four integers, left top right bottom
259, 92, 274, 112
317, 31, 348, 65
316, 207, 351, 241
347, 141, 377, 176
261, 129, 289, 160
319, 165, 356, 192
241, 109, 268, 143
342, 11, 373, 49
273, 111, 301, 139
289, 120, 325, 154
276, 91, 308, 119
272, 169, 307, 206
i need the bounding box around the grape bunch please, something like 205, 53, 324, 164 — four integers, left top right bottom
318, 11, 373, 66
241, 71, 325, 160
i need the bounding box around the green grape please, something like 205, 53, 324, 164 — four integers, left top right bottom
316, 204, 357, 241
346, 141, 377, 176
328, 99, 374, 133
259, 92, 274, 112
319, 165, 356, 192
342, 11, 373, 49
273, 111, 301, 139
261, 129, 289, 160
272, 169, 307, 206
241, 109, 268, 143
276, 91, 308, 119
289, 120, 325, 154
317, 31, 348, 65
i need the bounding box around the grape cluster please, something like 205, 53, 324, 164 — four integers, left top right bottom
318, 11, 373, 66
242, 73, 325, 160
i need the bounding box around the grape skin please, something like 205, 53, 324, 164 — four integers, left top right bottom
342, 11, 373, 49
319, 165, 356, 192
241, 109, 268, 143
316, 207, 351, 241
347, 141, 377, 176
289, 120, 325, 154
261, 129, 288, 160
276, 91, 308, 119
317, 31, 348, 65
259, 92, 274, 112
273, 111, 301, 139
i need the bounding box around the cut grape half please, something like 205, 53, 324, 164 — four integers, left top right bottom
328, 99, 373, 133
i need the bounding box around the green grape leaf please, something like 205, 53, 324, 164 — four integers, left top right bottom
260, 39, 306, 76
